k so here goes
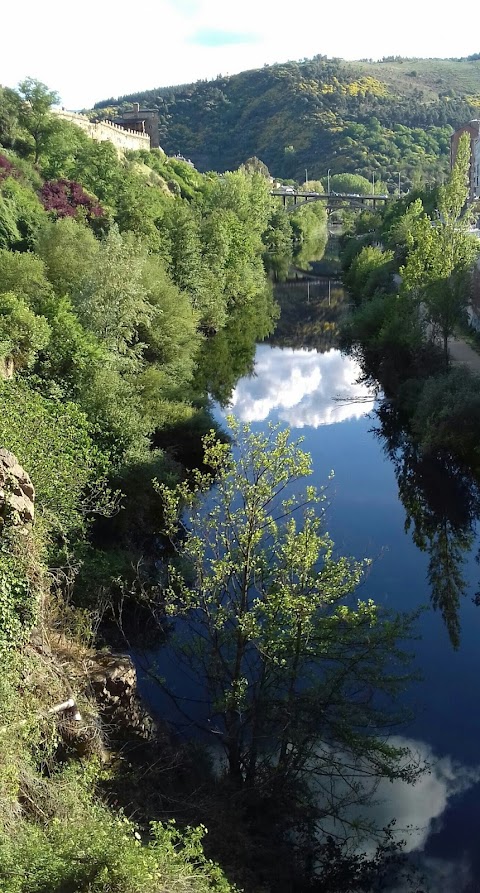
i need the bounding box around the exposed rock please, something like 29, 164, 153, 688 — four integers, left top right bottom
0, 357, 14, 380
89, 654, 156, 742
0, 448, 35, 527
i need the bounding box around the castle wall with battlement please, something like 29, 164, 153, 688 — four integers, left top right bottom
52, 108, 151, 152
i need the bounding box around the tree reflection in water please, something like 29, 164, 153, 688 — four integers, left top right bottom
374, 401, 480, 649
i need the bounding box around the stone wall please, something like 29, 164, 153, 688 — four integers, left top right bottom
52, 108, 151, 152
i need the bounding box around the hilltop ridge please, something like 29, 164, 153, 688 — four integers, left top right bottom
94, 54, 480, 187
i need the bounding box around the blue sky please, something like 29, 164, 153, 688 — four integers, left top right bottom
2, 0, 480, 109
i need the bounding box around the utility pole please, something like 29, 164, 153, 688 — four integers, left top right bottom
372, 172, 375, 195
305, 168, 308, 185
327, 169, 331, 195
395, 171, 401, 196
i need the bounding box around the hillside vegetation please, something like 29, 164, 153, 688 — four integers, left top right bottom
95, 54, 480, 189
0, 76, 431, 893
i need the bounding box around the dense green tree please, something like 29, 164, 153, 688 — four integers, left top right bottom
38, 118, 89, 180
0, 176, 47, 250
0, 193, 20, 249
140, 253, 200, 388
240, 156, 271, 177
32, 294, 107, 399
328, 173, 374, 195
202, 170, 273, 237
16, 78, 60, 164
69, 139, 123, 209
114, 168, 167, 251
36, 217, 100, 297
344, 244, 395, 302
401, 133, 479, 366
0, 248, 52, 309
163, 201, 204, 301
72, 227, 150, 363
0, 86, 21, 149
262, 207, 294, 279
0, 292, 50, 372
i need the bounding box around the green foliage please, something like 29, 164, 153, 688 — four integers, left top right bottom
0, 380, 100, 539
0, 762, 237, 893
0, 292, 50, 370
329, 173, 376, 194
35, 217, 100, 298
411, 367, 480, 465
140, 253, 200, 391
0, 250, 52, 310
344, 244, 395, 301
31, 294, 107, 400
400, 134, 479, 364
16, 78, 60, 164
0, 87, 21, 149
263, 207, 294, 279
38, 119, 90, 181
0, 177, 47, 250
114, 167, 167, 251
72, 227, 149, 362
0, 538, 37, 655
69, 140, 123, 209
0, 193, 20, 249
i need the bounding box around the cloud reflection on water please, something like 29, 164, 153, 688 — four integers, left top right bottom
228, 345, 376, 427
361, 736, 480, 855
340, 735, 480, 892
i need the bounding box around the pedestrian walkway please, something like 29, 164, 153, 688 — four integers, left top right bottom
449, 336, 480, 373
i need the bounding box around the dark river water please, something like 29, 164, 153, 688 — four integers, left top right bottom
139, 272, 480, 891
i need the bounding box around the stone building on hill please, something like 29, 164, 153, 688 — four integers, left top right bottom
113, 103, 160, 149
52, 103, 161, 153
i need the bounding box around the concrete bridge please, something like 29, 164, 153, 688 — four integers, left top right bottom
271, 190, 390, 212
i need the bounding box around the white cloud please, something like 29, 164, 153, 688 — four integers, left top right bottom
228, 346, 375, 427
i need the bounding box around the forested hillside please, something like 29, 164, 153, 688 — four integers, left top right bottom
95, 54, 480, 189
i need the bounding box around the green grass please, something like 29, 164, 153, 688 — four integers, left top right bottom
355, 58, 480, 100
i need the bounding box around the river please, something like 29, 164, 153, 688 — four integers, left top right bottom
138, 270, 480, 891
211, 277, 480, 891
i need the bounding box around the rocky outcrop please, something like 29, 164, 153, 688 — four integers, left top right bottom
0, 357, 14, 380
89, 654, 156, 741
0, 448, 35, 527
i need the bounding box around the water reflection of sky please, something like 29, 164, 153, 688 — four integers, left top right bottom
211, 344, 480, 892
228, 345, 375, 426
